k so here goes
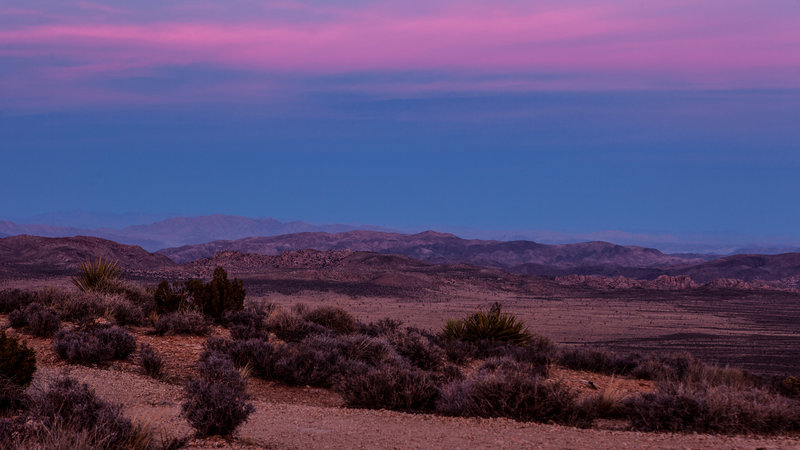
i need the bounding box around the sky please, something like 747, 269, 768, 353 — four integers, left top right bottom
1, 0, 800, 245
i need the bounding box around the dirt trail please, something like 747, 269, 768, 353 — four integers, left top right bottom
33, 365, 800, 450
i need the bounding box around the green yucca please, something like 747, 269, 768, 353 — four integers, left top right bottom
442, 303, 532, 345
71, 258, 121, 292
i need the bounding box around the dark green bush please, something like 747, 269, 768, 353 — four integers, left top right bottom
71, 259, 122, 293
185, 267, 245, 321
153, 280, 188, 314
0, 332, 36, 412
441, 303, 532, 345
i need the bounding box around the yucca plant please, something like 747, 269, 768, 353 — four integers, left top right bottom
71, 258, 121, 293
442, 303, 532, 345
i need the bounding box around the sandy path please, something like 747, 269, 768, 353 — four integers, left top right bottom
33, 365, 800, 450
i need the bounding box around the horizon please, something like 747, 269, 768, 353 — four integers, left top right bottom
2, 1, 799, 244
3, 210, 800, 255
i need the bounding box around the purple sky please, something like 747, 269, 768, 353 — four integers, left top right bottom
2, 0, 799, 108
1, 1, 799, 247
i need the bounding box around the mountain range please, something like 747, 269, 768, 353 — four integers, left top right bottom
3, 233, 800, 287
0, 215, 391, 251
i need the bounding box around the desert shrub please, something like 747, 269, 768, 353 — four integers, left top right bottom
153, 280, 188, 314
302, 306, 357, 334
71, 259, 122, 293
9, 303, 61, 337
305, 333, 402, 367
185, 267, 245, 321
623, 382, 800, 434
336, 363, 440, 412
265, 308, 328, 342
26, 376, 156, 449
50, 291, 108, 323
437, 359, 583, 425
272, 343, 342, 387
441, 303, 532, 345
154, 311, 210, 336
389, 328, 445, 371
225, 308, 269, 340
205, 338, 281, 378
359, 317, 403, 336
778, 376, 800, 397
559, 348, 640, 375
0, 289, 34, 313
444, 336, 554, 366
107, 295, 145, 326
182, 353, 254, 437
0, 332, 36, 412
54, 327, 136, 364
138, 344, 164, 379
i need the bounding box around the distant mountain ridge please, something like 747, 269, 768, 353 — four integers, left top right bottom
0, 215, 392, 251
158, 230, 714, 270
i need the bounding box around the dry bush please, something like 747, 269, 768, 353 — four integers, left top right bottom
272, 343, 342, 387
624, 381, 800, 434
53, 327, 136, 365
9, 303, 62, 337
182, 353, 254, 437
358, 317, 403, 336
225, 308, 269, 340
0, 289, 34, 313
302, 306, 357, 334
154, 311, 210, 336
437, 358, 583, 425
25, 376, 159, 449
558, 348, 640, 375
388, 327, 445, 371
336, 363, 440, 412
264, 308, 328, 342
138, 344, 164, 379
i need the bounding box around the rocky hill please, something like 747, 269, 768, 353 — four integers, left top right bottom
0, 235, 175, 273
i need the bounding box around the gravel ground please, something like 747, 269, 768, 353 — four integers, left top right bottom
32, 365, 800, 450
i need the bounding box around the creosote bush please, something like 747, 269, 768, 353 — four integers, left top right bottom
54, 327, 136, 365
71, 258, 122, 293
9, 303, 61, 337
441, 303, 532, 345
182, 353, 254, 437
154, 311, 210, 336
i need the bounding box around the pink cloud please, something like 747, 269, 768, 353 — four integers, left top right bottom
1, 0, 798, 108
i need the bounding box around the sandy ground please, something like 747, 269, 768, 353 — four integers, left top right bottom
29, 364, 800, 450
